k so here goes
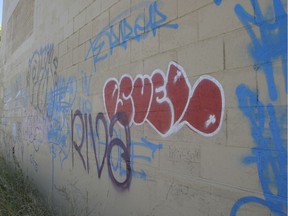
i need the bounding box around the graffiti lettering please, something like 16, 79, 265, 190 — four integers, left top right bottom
221, 0, 288, 215
77, 71, 92, 113
47, 76, 77, 164
85, 1, 178, 72
71, 111, 132, 189
233, 85, 287, 216
104, 61, 225, 137
22, 110, 48, 153
234, 0, 287, 101
27, 44, 58, 114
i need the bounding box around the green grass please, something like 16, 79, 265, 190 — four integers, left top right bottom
0, 154, 55, 216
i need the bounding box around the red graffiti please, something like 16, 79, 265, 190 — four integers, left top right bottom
103, 62, 225, 137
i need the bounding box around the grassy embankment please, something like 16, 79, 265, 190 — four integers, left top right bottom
0, 154, 54, 216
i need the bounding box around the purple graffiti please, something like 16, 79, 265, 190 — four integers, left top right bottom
71, 111, 132, 189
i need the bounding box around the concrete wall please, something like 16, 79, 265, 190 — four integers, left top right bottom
0, 0, 287, 215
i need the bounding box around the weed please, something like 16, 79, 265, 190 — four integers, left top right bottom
0, 153, 55, 216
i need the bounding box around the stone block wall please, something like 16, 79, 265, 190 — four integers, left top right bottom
0, 0, 286, 215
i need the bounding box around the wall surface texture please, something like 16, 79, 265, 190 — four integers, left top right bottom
0, 0, 287, 215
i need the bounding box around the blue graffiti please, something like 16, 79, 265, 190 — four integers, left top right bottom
214, 0, 222, 6
110, 132, 163, 180
47, 76, 77, 118
85, 1, 178, 72
77, 71, 92, 114
47, 76, 77, 160
81, 71, 92, 96
235, 0, 287, 101
131, 137, 163, 179
46, 76, 78, 190
48, 115, 71, 166
233, 85, 287, 216
227, 0, 288, 215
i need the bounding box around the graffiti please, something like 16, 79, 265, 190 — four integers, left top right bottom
46, 75, 77, 162
214, 0, 222, 6
127, 137, 163, 180
77, 71, 92, 114
234, 0, 287, 101
215, 0, 288, 215
26, 44, 58, 114
104, 61, 225, 137
3, 74, 29, 110
47, 76, 77, 118
22, 110, 48, 153
85, 1, 178, 72
71, 110, 163, 188
71, 111, 132, 189
46, 75, 78, 189
15, 74, 30, 108
3, 86, 13, 110
233, 85, 287, 216
110, 132, 163, 180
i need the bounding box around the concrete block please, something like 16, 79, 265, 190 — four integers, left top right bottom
199, 0, 254, 40
68, 31, 79, 51
86, 0, 101, 23
159, 140, 201, 178
55, 27, 64, 45
68, 1, 82, 20
212, 67, 257, 108
101, 0, 118, 12
109, 41, 131, 70
59, 39, 68, 57
226, 107, 255, 149
141, 33, 159, 59
200, 144, 260, 192
91, 10, 109, 38
72, 43, 86, 66
160, 11, 198, 52
109, 0, 131, 22
63, 21, 73, 40
130, 39, 142, 63
58, 9, 68, 27
178, 37, 224, 76
74, 9, 86, 32
79, 22, 93, 45
143, 50, 177, 75
157, 0, 177, 23
1, 1, 286, 216
224, 28, 254, 70
178, 0, 211, 17
63, 51, 73, 69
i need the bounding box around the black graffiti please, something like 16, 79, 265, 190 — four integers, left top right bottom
107, 113, 131, 189
89, 112, 108, 178
26, 44, 58, 114
71, 110, 132, 189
